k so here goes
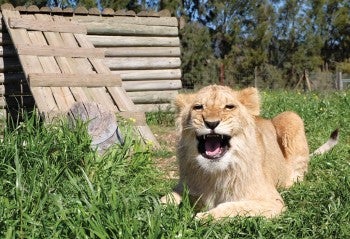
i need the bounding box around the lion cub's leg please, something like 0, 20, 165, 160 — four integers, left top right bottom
272, 111, 310, 187
196, 198, 285, 220
160, 191, 182, 205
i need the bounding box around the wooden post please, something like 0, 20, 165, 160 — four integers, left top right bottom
303, 69, 311, 91
68, 102, 124, 155
337, 71, 343, 90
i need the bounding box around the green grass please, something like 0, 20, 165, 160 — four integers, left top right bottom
1, 90, 350, 238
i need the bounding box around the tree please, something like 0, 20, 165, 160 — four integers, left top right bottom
180, 22, 218, 88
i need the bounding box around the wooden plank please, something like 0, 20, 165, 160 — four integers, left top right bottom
0, 108, 6, 119
40, 18, 90, 104
74, 33, 136, 112
0, 83, 31, 95
127, 90, 178, 104
0, 33, 14, 45
111, 69, 181, 80
26, 18, 71, 112
135, 103, 173, 112
0, 95, 35, 108
29, 73, 122, 87
0, 45, 17, 57
8, 17, 87, 34
74, 32, 160, 146
105, 57, 181, 70
60, 31, 117, 112
2, 10, 58, 114
122, 79, 182, 91
0, 57, 22, 72
72, 15, 179, 27
16, 44, 105, 58
0, 96, 5, 108
0, 59, 183, 76
87, 35, 180, 47
0, 73, 26, 84
104, 47, 181, 57
82, 22, 178, 36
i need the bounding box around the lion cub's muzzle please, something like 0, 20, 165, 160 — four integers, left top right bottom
197, 133, 231, 159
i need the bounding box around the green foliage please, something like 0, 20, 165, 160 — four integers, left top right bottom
0, 90, 349, 238
3, 0, 349, 88
180, 22, 219, 88
146, 109, 175, 127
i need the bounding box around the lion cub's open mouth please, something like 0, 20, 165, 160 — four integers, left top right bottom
197, 134, 231, 159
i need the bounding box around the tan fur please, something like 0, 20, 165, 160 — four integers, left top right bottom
161, 85, 316, 220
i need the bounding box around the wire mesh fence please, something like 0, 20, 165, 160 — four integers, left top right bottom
181, 68, 349, 91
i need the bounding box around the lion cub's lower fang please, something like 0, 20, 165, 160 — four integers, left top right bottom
161, 85, 338, 220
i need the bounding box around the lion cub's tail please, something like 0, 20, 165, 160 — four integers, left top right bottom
310, 129, 339, 157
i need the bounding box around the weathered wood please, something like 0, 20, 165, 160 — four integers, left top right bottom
72, 15, 179, 27
127, 90, 177, 104
26, 5, 40, 12
135, 103, 173, 112
8, 17, 87, 34
0, 108, 6, 119
0, 95, 35, 108
122, 79, 182, 91
112, 69, 181, 80
0, 82, 30, 95
29, 73, 122, 87
87, 35, 180, 47
0, 73, 26, 84
0, 45, 16, 56
16, 44, 105, 58
81, 22, 178, 36
68, 102, 124, 155
41, 16, 91, 105
74, 6, 89, 15
0, 96, 5, 107
32, 14, 74, 113
60, 31, 117, 112
0, 33, 13, 45
2, 10, 58, 114
104, 47, 180, 57
0, 57, 22, 72
101, 8, 114, 16
0, 8, 181, 122
0, 41, 181, 58
105, 57, 181, 70
74, 33, 135, 112
73, 31, 160, 146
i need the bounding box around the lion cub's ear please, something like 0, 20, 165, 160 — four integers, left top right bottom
174, 93, 194, 112
238, 87, 260, 116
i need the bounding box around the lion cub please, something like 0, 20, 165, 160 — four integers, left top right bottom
161, 85, 338, 220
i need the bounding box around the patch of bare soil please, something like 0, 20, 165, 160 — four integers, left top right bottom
150, 125, 179, 180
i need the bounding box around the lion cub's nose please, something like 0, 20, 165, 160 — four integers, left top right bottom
204, 120, 220, 130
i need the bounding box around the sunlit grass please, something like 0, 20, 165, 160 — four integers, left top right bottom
0, 90, 349, 238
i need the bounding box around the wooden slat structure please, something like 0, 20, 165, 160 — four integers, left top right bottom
73, 15, 182, 112
0, 5, 182, 117
1, 9, 159, 146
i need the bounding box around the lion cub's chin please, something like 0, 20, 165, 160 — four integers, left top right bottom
196, 149, 235, 173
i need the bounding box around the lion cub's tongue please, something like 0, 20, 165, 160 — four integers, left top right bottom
205, 137, 221, 157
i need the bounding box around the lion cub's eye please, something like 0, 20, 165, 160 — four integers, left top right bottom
225, 104, 236, 110
193, 104, 204, 111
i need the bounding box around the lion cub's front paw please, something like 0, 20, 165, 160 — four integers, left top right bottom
160, 192, 182, 205
195, 211, 211, 220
